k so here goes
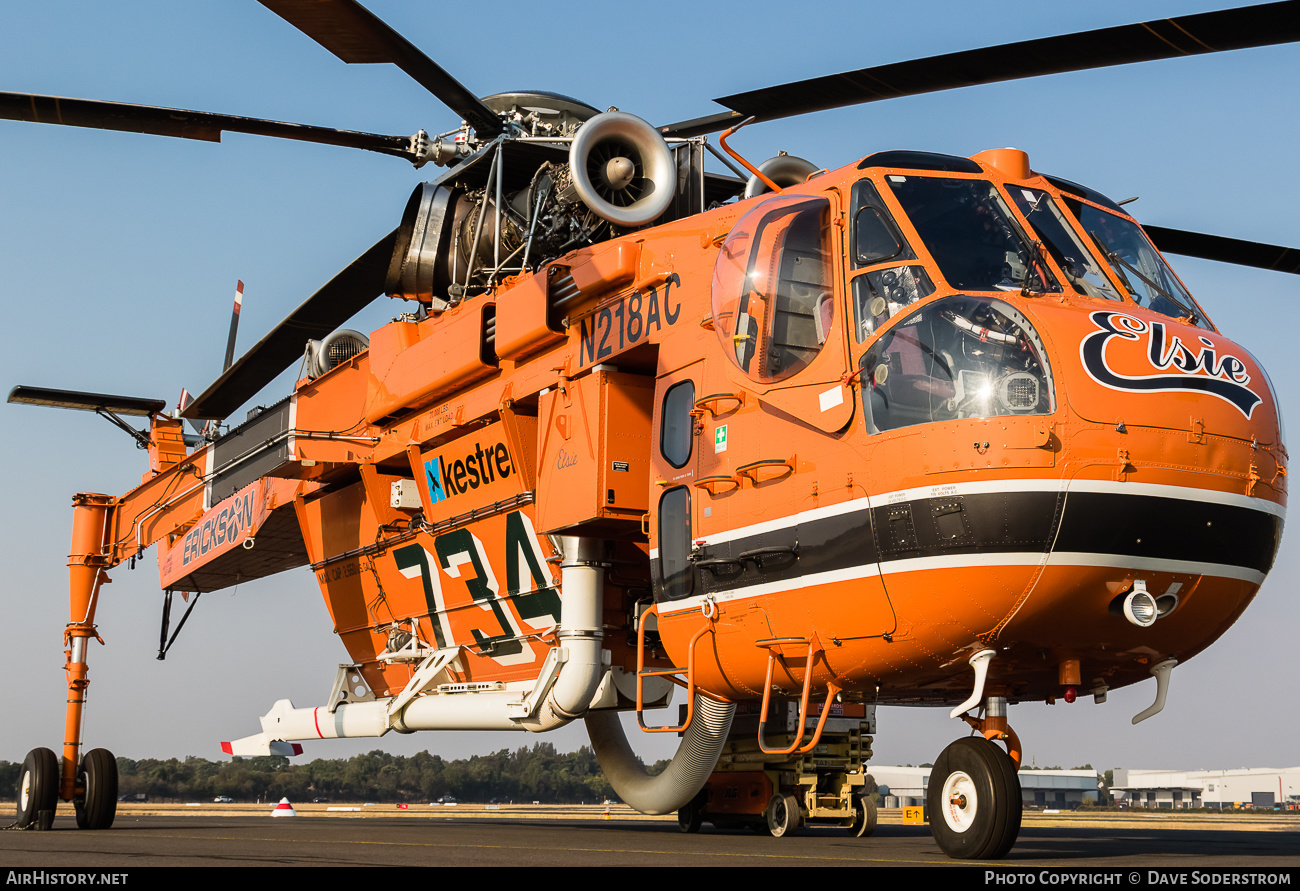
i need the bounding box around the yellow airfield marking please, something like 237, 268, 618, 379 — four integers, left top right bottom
134, 832, 937, 864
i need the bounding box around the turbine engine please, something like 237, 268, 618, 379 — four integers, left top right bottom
386, 94, 680, 308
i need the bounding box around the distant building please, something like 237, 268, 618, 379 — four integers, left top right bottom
869, 766, 1099, 809
1112, 767, 1300, 810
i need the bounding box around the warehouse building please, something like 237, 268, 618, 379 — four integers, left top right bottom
1112, 767, 1300, 809
869, 766, 1100, 809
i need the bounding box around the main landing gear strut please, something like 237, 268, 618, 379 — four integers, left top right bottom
928, 649, 1022, 860
927, 732, 1022, 860
14, 494, 118, 830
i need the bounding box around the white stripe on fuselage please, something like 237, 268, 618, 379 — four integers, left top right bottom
653, 476, 1281, 555
656, 550, 1264, 616
652, 477, 1278, 615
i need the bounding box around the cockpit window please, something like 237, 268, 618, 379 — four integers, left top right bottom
852, 265, 936, 343
859, 296, 1055, 434
1068, 201, 1206, 327
711, 195, 834, 383
1066, 201, 1206, 326
886, 175, 1059, 295
1008, 187, 1120, 302
852, 178, 914, 267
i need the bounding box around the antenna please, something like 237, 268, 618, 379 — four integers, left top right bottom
224, 280, 244, 373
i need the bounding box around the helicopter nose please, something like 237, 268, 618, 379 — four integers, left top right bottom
1057, 307, 1286, 452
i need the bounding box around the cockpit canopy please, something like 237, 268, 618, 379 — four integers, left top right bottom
855, 154, 1211, 333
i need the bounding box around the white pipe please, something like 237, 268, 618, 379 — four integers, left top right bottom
585, 695, 735, 816
543, 536, 605, 719
225, 537, 608, 753
238, 693, 557, 753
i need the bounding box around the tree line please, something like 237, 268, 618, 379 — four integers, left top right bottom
0, 743, 657, 804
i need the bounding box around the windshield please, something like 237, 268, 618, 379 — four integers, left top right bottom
1070, 201, 1205, 327
1008, 187, 1120, 302
886, 175, 1059, 294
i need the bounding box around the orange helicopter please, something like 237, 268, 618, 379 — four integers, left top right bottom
4, 0, 1298, 859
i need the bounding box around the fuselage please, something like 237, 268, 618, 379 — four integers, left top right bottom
648, 147, 1286, 706
142, 145, 1286, 714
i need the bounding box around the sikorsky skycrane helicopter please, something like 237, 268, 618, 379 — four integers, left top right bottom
4, 0, 1298, 858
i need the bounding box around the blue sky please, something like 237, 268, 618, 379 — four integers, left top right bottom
1, 0, 1297, 772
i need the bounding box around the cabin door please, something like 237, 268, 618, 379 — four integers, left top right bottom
649, 360, 705, 605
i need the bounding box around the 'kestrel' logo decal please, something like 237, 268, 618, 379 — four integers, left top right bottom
426, 459, 447, 505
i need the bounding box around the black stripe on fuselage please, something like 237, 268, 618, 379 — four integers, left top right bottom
658, 488, 1280, 602
1053, 491, 1281, 576
682, 491, 1062, 599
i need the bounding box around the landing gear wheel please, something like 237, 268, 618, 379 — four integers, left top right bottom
73, 748, 118, 830
847, 795, 878, 838
16, 748, 59, 829
927, 737, 1022, 860
677, 790, 705, 833
765, 793, 802, 838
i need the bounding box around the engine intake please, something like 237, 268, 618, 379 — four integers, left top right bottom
569, 111, 675, 227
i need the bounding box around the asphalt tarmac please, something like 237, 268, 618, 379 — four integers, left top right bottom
2, 806, 1298, 869
7, 806, 1300, 868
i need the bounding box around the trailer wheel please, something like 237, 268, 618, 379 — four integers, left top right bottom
765, 793, 802, 838
848, 795, 878, 837
677, 790, 705, 833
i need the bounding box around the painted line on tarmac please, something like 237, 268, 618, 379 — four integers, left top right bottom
136, 832, 938, 864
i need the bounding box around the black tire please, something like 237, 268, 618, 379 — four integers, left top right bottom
765, 793, 802, 838
985, 741, 1022, 858
16, 747, 60, 828
677, 790, 705, 834
848, 795, 878, 838
74, 748, 118, 830
927, 737, 1021, 860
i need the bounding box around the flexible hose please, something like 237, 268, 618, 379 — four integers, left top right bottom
585, 695, 735, 815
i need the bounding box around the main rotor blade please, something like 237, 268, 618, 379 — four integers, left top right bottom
661, 1, 1300, 135
258, 0, 502, 137
1146, 226, 1300, 275
0, 92, 417, 160
183, 229, 398, 421
8, 386, 166, 417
